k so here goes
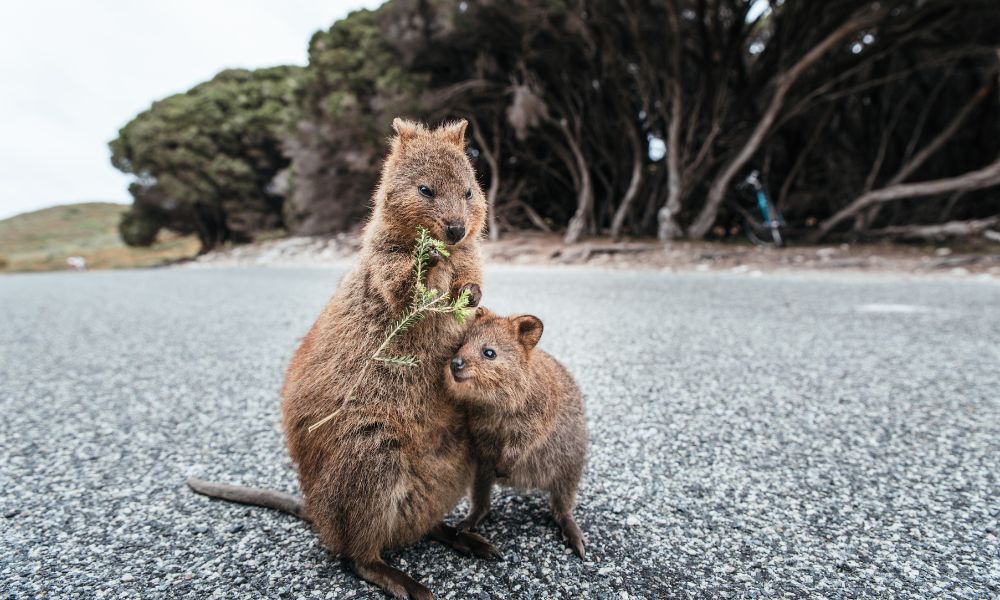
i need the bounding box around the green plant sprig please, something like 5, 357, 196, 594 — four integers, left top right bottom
307, 226, 470, 432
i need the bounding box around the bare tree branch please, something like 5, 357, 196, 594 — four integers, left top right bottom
866, 215, 1000, 240
689, 7, 889, 239
835, 78, 994, 236
812, 154, 1000, 241
888, 79, 993, 186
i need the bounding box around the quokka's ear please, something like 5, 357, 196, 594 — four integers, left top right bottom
392, 117, 424, 145
438, 119, 468, 148
512, 315, 543, 350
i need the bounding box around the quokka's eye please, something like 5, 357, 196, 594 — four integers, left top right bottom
418, 185, 434, 198
465, 188, 473, 201
483, 348, 497, 360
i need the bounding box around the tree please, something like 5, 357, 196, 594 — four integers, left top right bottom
110, 67, 301, 252
114, 0, 1000, 248
282, 4, 428, 235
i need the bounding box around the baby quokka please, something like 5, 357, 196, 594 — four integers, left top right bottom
444, 308, 588, 558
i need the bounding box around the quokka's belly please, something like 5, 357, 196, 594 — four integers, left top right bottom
386, 404, 473, 547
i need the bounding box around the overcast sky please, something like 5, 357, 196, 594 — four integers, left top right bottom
0, 0, 382, 220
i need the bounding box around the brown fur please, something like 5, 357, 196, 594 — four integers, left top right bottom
281, 118, 495, 600
443, 309, 588, 558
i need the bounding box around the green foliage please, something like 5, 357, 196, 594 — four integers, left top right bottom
113, 0, 1000, 245
372, 226, 471, 368
304, 7, 424, 123
409, 225, 450, 301
118, 208, 160, 247
308, 227, 471, 432
110, 67, 303, 251
281, 4, 432, 235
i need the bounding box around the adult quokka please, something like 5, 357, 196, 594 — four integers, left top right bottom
278, 118, 490, 600
444, 308, 588, 558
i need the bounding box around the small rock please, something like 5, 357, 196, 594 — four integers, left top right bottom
121, 574, 135, 583
625, 515, 640, 527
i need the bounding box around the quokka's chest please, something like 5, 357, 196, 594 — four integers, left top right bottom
467, 420, 513, 455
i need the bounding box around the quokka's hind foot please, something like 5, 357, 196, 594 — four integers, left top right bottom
551, 486, 586, 559
350, 557, 434, 600
554, 512, 586, 559
429, 523, 502, 560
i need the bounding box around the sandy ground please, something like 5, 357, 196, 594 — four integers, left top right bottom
188, 232, 1000, 280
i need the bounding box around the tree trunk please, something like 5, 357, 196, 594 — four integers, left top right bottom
810, 155, 1000, 242
657, 84, 684, 240
610, 124, 644, 241
470, 116, 501, 241
657, 0, 685, 242
688, 9, 887, 239
561, 118, 594, 244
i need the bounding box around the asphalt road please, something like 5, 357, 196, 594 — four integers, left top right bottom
2, 266, 999, 599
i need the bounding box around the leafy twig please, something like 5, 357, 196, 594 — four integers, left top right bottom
307, 226, 470, 432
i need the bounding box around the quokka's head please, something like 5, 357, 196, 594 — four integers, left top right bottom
375, 118, 487, 247
444, 307, 543, 404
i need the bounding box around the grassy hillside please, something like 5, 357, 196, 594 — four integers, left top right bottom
0, 203, 199, 273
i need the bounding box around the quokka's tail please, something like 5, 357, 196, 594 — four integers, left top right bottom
186, 476, 307, 521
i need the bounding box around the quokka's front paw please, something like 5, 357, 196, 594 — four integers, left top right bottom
459, 283, 482, 307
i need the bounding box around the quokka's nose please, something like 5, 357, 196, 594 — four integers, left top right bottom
450, 357, 465, 376
445, 222, 466, 244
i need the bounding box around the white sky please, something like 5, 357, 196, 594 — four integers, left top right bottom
0, 0, 382, 220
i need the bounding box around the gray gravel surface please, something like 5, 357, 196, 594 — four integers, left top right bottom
2, 267, 999, 599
